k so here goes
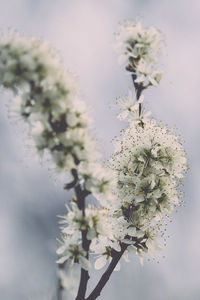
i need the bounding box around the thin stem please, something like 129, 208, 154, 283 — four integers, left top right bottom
86, 244, 128, 300
131, 74, 144, 102
126, 64, 144, 103
74, 173, 91, 300
64, 169, 78, 190
56, 165, 91, 300
131, 71, 145, 128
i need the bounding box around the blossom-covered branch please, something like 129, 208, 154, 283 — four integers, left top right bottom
110, 21, 187, 263
0, 20, 187, 300
85, 21, 187, 299
0, 33, 116, 299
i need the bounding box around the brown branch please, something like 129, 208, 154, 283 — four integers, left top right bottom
57, 164, 91, 300
131, 73, 145, 102
64, 168, 78, 190
76, 227, 91, 300
74, 173, 91, 300
126, 64, 145, 103
86, 243, 128, 300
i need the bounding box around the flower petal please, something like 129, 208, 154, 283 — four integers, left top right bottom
79, 256, 91, 271
94, 256, 107, 270
56, 255, 69, 264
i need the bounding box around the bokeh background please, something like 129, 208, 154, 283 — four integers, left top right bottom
0, 0, 199, 299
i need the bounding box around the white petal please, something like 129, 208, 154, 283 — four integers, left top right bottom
135, 75, 145, 83
79, 256, 91, 271
114, 262, 121, 271
56, 255, 69, 264
56, 245, 65, 255
113, 242, 121, 252
144, 111, 152, 117
94, 256, 107, 270
138, 95, 144, 103
87, 228, 96, 240
121, 239, 134, 245
149, 76, 158, 86
123, 251, 130, 263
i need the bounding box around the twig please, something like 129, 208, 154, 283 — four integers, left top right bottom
64, 168, 78, 190
57, 166, 91, 300
74, 172, 91, 300
75, 229, 91, 300
86, 243, 128, 300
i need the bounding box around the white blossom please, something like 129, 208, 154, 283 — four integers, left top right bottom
57, 200, 121, 269
56, 232, 91, 270
110, 119, 187, 256
0, 34, 94, 170
78, 162, 117, 207
0, 33, 116, 201
115, 20, 163, 87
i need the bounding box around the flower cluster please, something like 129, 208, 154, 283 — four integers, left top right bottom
78, 162, 117, 206
0, 33, 116, 202
110, 119, 187, 257
115, 20, 163, 87
0, 33, 120, 287
57, 201, 118, 269
0, 34, 96, 169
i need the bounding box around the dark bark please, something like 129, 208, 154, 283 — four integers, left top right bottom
64, 168, 79, 190
74, 172, 91, 300
57, 167, 91, 300
131, 74, 144, 102
86, 243, 128, 300
75, 223, 91, 300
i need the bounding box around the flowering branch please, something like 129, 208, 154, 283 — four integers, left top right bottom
57, 167, 92, 300
0, 20, 188, 300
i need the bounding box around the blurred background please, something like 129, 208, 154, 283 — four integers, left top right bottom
0, 0, 199, 299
